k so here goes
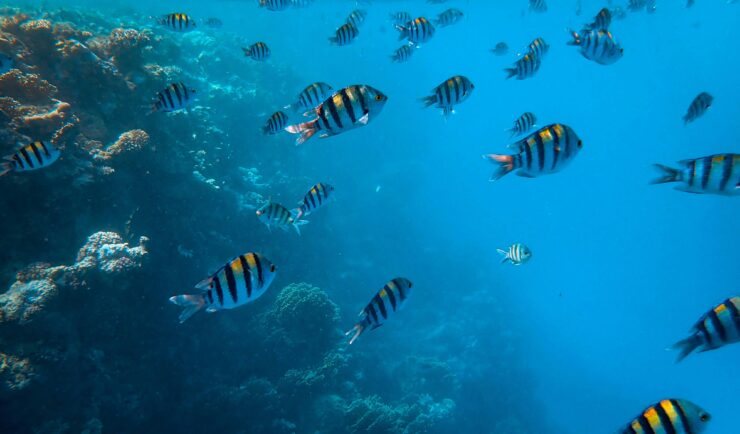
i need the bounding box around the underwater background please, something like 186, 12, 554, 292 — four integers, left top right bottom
0, 0, 738, 433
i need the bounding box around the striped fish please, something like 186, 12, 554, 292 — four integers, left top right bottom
1, 141, 60, 177
285, 84, 388, 145
169, 252, 277, 323
651, 153, 740, 196
483, 123, 583, 181
497, 243, 532, 265
329, 23, 359, 46
628, 0, 656, 13
152, 83, 196, 113
508, 112, 537, 137
295, 182, 335, 219
389, 11, 412, 26
291, 0, 314, 7
345, 277, 413, 345
586, 7, 611, 31
527, 37, 549, 58
396, 17, 435, 45
530, 0, 548, 13
256, 202, 308, 234
421, 75, 475, 117
391, 44, 415, 63
158, 13, 196, 32
0, 53, 15, 74
683, 92, 713, 125
568, 29, 623, 65
259, 0, 291, 11
262, 111, 288, 135
434, 8, 464, 27
671, 297, 740, 362
242, 42, 270, 61
504, 53, 541, 80
287, 82, 334, 115
619, 399, 710, 434
346, 9, 367, 28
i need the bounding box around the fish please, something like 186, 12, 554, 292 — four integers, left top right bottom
329, 23, 360, 46
687, 0, 695, 7
670, 297, 740, 362
346, 9, 367, 28
527, 37, 549, 58
391, 44, 415, 63
152, 82, 196, 113
262, 111, 289, 135
158, 13, 196, 32
169, 252, 277, 323
682, 92, 713, 125
396, 17, 435, 45
530, 0, 548, 13
0, 53, 15, 74
504, 53, 541, 80
1, 141, 61, 176
345, 277, 413, 345
295, 182, 335, 219
618, 399, 711, 434
256, 202, 308, 234
497, 243, 532, 265
259, 0, 291, 11
434, 8, 464, 27
291, 0, 314, 7
287, 82, 335, 115
204, 17, 223, 28
483, 124, 583, 181
585, 7, 611, 30
420, 75, 475, 117
491, 42, 508, 56
389, 11, 412, 26
508, 112, 537, 137
242, 42, 270, 61
567, 29, 623, 65
651, 153, 740, 196
285, 84, 388, 145
628, 0, 657, 13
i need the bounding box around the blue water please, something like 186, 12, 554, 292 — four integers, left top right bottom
1, 1, 739, 433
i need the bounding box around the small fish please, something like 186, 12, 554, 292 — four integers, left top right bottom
585, 7, 611, 30
618, 399, 710, 434
628, 0, 657, 13
204, 17, 223, 28
391, 44, 415, 63
262, 111, 289, 135
152, 82, 196, 113
329, 23, 360, 46
1, 141, 61, 176
483, 124, 583, 181
259, 0, 291, 11
421, 75, 475, 117
504, 53, 541, 80
396, 17, 435, 45
670, 297, 740, 362
683, 92, 713, 125
242, 42, 270, 61
295, 182, 335, 219
0, 53, 15, 74
497, 243, 532, 265
651, 153, 740, 196
508, 112, 537, 137
256, 202, 308, 234
527, 37, 549, 58
291, 0, 314, 7
389, 11, 412, 26
434, 8, 464, 27
158, 13, 196, 32
285, 84, 388, 145
530, 0, 548, 13
287, 82, 335, 115
345, 278, 413, 345
491, 42, 508, 56
347, 9, 367, 28
567, 29, 623, 65
169, 252, 277, 323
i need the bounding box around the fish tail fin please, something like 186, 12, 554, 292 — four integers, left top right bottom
497, 248, 510, 263
285, 120, 319, 146
420, 95, 437, 108
0, 162, 12, 177
169, 294, 206, 323
328, 36, 338, 44
345, 322, 366, 345
293, 207, 305, 220
395, 25, 407, 41
506, 127, 517, 138
567, 29, 581, 45
482, 154, 516, 181
651, 164, 682, 184
260, 124, 269, 135
668, 335, 701, 363
241, 47, 251, 57
504, 67, 517, 79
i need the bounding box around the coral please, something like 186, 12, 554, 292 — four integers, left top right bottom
394, 356, 461, 399
0, 278, 58, 324
91, 129, 149, 161
344, 395, 456, 434
0, 353, 35, 394
73, 232, 148, 274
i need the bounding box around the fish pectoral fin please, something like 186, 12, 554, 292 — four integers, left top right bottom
370, 323, 383, 330
194, 277, 213, 290
515, 172, 535, 178
205, 307, 218, 313
674, 185, 702, 194
358, 112, 370, 125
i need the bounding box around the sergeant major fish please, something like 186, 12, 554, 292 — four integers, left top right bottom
391, 44, 416, 63
295, 182, 335, 219
683, 92, 713, 125
585, 7, 611, 30
389, 11, 412, 26
508, 112, 537, 137
567, 29, 623, 65
618, 399, 710, 434
329, 23, 359, 46
421, 75, 475, 117
158, 13, 196, 32
152, 83, 196, 113
256, 202, 308, 234
396, 17, 435, 45
434, 8, 464, 27
243, 42, 270, 61
262, 111, 289, 135
497, 243, 532, 265
483, 124, 583, 181
286, 82, 335, 115
527, 37, 549, 58
345, 277, 413, 345
169, 252, 276, 323
651, 153, 740, 196
504, 53, 541, 80
285, 84, 388, 145
530, 0, 548, 12
1, 141, 61, 176
259, 0, 291, 11
670, 297, 740, 362
346, 9, 367, 28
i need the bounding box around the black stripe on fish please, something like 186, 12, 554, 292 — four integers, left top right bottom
551, 128, 561, 170
214, 276, 224, 306
385, 285, 397, 311
720, 155, 734, 191
20, 147, 34, 168
637, 415, 656, 434
224, 263, 238, 303
327, 98, 343, 129
239, 255, 252, 298
655, 402, 677, 434
207, 289, 214, 304
452, 78, 460, 103
165, 88, 175, 109
688, 159, 696, 187
181, 83, 189, 101
708, 309, 726, 343
341, 89, 356, 124
443, 82, 451, 107
37, 141, 51, 158
373, 294, 388, 319
367, 303, 379, 324
535, 131, 546, 172
523, 140, 533, 170
29, 143, 44, 166
13, 154, 24, 169
172, 83, 183, 107
700, 156, 712, 189
396, 281, 407, 301
671, 400, 694, 434
252, 253, 264, 287
318, 106, 331, 131
697, 320, 712, 346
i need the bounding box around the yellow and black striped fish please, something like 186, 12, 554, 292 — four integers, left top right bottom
396, 17, 435, 45
652, 153, 740, 196
287, 82, 335, 115
568, 29, 623, 65
527, 37, 549, 58
259, 0, 291, 11
243, 42, 270, 61
152, 83, 196, 113
497, 243, 532, 265
169, 252, 277, 323
434, 8, 464, 27
329, 22, 359, 46
508, 112, 537, 137
389, 11, 412, 26
391, 44, 415, 63
619, 399, 710, 434
295, 182, 335, 219
285, 84, 388, 145
256, 202, 308, 234
670, 297, 740, 361
158, 13, 196, 32
346, 9, 367, 28
421, 75, 475, 117
262, 111, 288, 135
586, 7, 611, 31
683, 92, 713, 125
345, 277, 413, 345
483, 124, 582, 181
1, 141, 60, 176
504, 53, 541, 80
529, 0, 548, 13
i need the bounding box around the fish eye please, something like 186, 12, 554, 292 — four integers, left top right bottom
375, 95, 383, 101
577, 140, 583, 148
700, 414, 710, 422
270, 264, 276, 272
